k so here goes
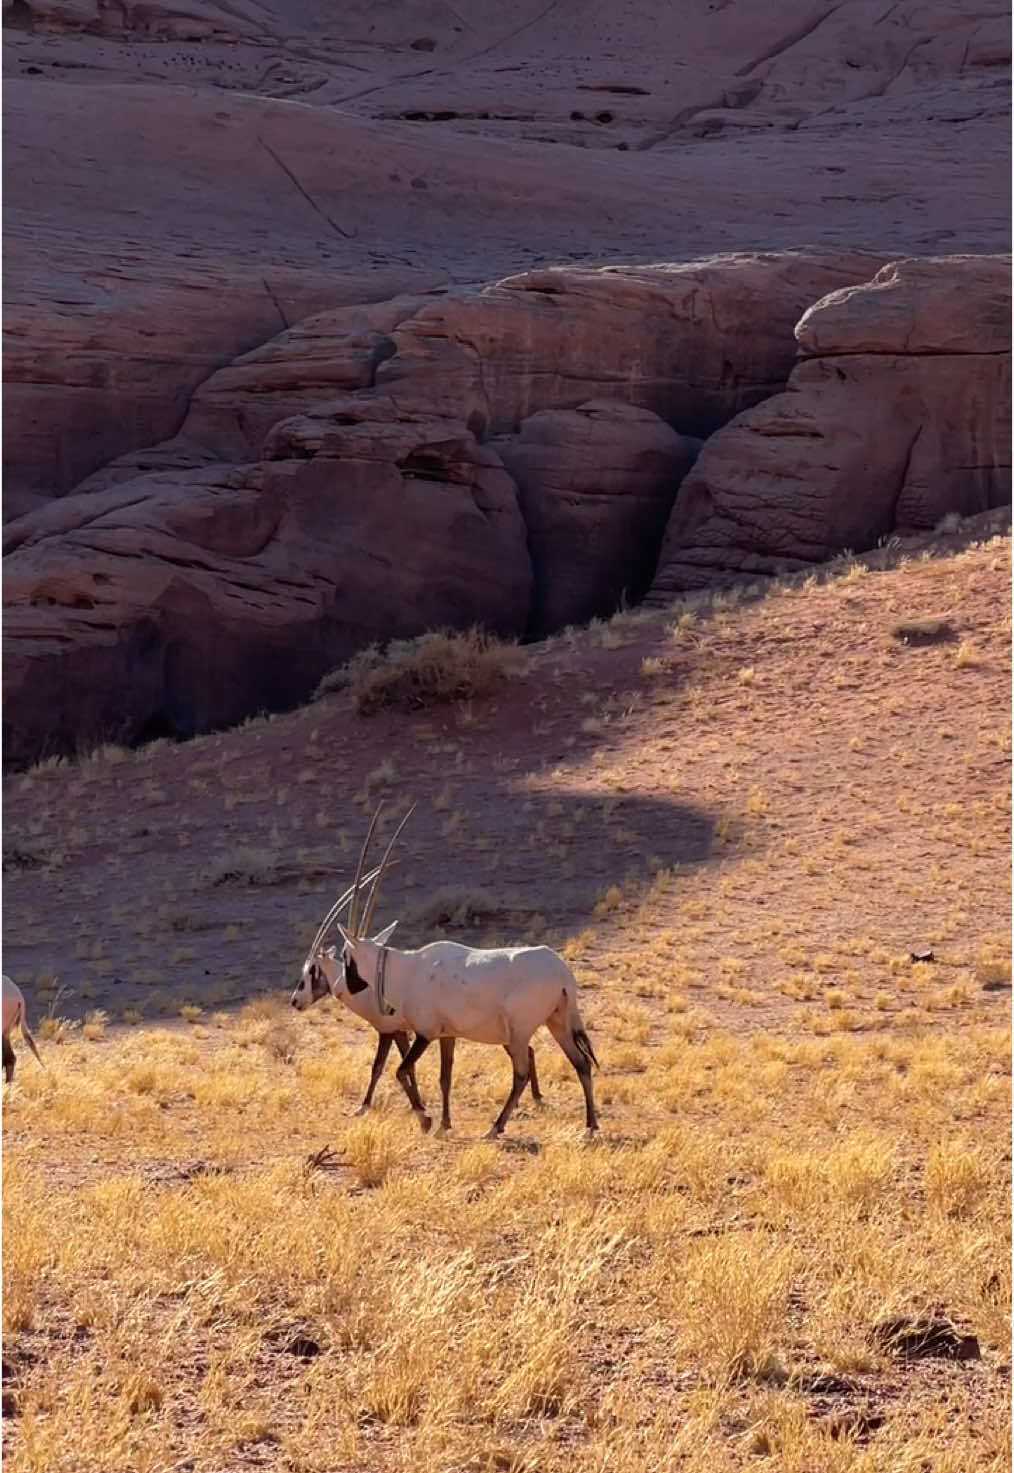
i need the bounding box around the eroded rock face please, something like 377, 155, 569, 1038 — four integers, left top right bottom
375, 252, 888, 439
648, 255, 1012, 595
4, 250, 1007, 765
2, 402, 532, 765
494, 400, 699, 636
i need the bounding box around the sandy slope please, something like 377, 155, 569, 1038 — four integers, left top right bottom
3, 528, 1009, 1033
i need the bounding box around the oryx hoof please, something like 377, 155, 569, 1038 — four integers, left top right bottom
416, 1111, 433, 1134
352, 1105, 370, 1117
435, 1124, 452, 1138
485, 1126, 503, 1142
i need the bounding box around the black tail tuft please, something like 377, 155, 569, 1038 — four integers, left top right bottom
573, 1028, 599, 1070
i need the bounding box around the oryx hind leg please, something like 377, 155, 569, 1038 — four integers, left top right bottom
487, 1036, 531, 1140
2, 1036, 14, 1085
438, 1037, 455, 1134
545, 1017, 599, 1134
395, 1034, 434, 1134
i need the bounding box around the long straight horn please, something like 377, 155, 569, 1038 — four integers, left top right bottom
360, 803, 416, 938
310, 862, 383, 956
347, 806, 384, 937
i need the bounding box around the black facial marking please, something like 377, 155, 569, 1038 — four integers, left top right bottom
344, 956, 369, 995
309, 965, 329, 1003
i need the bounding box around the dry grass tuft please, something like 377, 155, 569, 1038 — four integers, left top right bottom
890, 617, 956, 646
315, 628, 523, 714
410, 886, 500, 930
204, 847, 282, 887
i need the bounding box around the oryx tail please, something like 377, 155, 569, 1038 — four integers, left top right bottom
20, 1011, 43, 1069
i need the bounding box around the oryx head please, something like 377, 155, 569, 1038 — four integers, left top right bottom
290, 804, 413, 1011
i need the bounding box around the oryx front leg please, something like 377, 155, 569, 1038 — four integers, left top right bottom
356, 1030, 412, 1115
395, 1034, 434, 1134
487, 1036, 531, 1140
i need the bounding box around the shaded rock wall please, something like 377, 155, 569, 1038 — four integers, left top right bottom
2, 402, 531, 767
648, 256, 1011, 596
494, 400, 699, 637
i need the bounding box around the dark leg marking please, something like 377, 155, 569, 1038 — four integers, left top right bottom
490, 1047, 530, 1137
2, 1036, 13, 1084
546, 1020, 600, 1132
396, 1034, 433, 1130
527, 1046, 543, 1102
438, 1037, 455, 1132
498, 1043, 543, 1103
572, 1050, 599, 1133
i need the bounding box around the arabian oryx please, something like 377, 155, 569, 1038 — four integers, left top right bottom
292, 807, 598, 1138
3, 974, 44, 1084
292, 826, 543, 1131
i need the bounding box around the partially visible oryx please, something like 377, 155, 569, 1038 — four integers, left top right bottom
2, 974, 44, 1085
292, 807, 598, 1138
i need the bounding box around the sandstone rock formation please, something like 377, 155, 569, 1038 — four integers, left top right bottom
374, 253, 888, 440
3, 0, 1010, 765
494, 401, 699, 636
73, 294, 445, 492
6, 247, 1011, 765
2, 402, 532, 767
648, 255, 1012, 596
5, 250, 894, 763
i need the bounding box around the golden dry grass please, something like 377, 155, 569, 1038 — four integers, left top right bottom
3, 534, 1011, 1471
3, 1017, 1009, 1471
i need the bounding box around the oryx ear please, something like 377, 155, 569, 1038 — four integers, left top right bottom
372, 920, 398, 946
324, 945, 338, 960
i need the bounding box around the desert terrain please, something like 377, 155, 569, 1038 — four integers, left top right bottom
2, 1, 1012, 1469
2, 531, 1011, 1469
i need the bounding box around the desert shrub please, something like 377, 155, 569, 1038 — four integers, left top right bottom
410, 886, 500, 929
204, 847, 282, 887
890, 617, 955, 646
314, 628, 523, 714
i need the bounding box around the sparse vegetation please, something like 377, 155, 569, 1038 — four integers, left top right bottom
315, 627, 524, 714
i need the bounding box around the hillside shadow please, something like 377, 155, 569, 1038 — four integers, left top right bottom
0, 780, 720, 1025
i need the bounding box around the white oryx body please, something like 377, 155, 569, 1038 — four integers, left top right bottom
332, 938, 581, 1047
2, 974, 43, 1084
292, 804, 599, 1137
